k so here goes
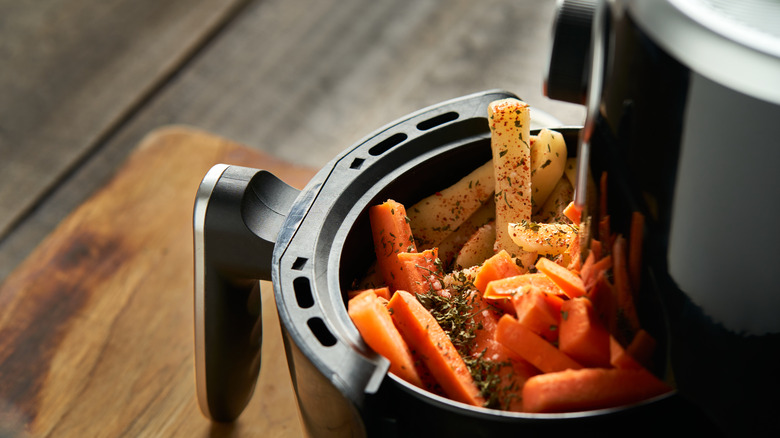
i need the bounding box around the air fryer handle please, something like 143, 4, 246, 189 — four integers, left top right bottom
193, 164, 300, 422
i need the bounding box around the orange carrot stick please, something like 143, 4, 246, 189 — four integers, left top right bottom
473, 250, 524, 294
369, 199, 417, 292
483, 272, 562, 315
609, 335, 643, 370
589, 238, 603, 262
512, 286, 565, 343
535, 257, 586, 299
626, 329, 657, 369
587, 269, 617, 332
559, 297, 611, 368
522, 367, 672, 413
348, 290, 425, 388
467, 291, 539, 412
581, 254, 613, 291
347, 286, 391, 301
388, 291, 485, 407
566, 231, 582, 273
484, 273, 561, 299
495, 314, 582, 374
397, 248, 441, 295
563, 201, 581, 225
612, 235, 640, 338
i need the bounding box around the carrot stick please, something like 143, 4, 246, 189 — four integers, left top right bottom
522, 367, 672, 413
563, 201, 581, 225
466, 291, 539, 412
482, 272, 561, 315
482, 342, 539, 412
483, 272, 561, 299
347, 286, 390, 301
473, 250, 524, 294
626, 329, 657, 369
628, 211, 645, 295
535, 257, 586, 299
587, 269, 617, 332
610, 335, 643, 370
566, 230, 582, 273
589, 238, 603, 262
397, 248, 441, 295
495, 314, 582, 374
579, 250, 596, 287
347, 290, 425, 388
512, 286, 565, 343
369, 199, 417, 292
581, 254, 612, 291
559, 297, 611, 368
612, 235, 640, 339
388, 291, 485, 407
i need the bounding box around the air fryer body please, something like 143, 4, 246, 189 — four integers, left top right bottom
577, 2, 780, 436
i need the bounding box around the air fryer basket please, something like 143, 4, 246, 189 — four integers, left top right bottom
194, 90, 717, 437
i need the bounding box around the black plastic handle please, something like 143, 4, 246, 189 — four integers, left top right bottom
193, 164, 300, 422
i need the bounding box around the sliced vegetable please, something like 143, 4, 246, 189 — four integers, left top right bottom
529, 128, 568, 213
563, 200, 581, 225
512, 286, 565, 343
388, 291, 485, 407
535, 257, 586, 299
580, 253, 612, 291
467, 290, 538, 411
612, 235, 640, 340
507, 220, 577, 257
348, 286, 390, 301
437, 199, 496, 269
559, 297, 611, 368
483, 272, 561, 300
586, 269, 617, 332
369, 199, 417, 292
522, 367, 672, 413
473, 250, 524, 294
397, 248, 442, 295
454, 220, 496, 270
488, 98, 535, 267
348, 290, 425, 388
495, 314, 582, 374
626, 329, 658, 369
609, 335, 643, 370
408, 160, 495, 249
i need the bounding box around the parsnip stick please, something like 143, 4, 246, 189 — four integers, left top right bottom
488, 98, 536, 269
408, 159, 494, 249
530, 129, 567, 214
454, 221, 496, 270
508, 221, 578, 256
437, 198, 495, 268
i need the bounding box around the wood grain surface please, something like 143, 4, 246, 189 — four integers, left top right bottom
0, 127, 314, 437
0, 0, 251, 239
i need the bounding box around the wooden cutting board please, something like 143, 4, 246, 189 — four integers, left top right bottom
0, 126, 316, 437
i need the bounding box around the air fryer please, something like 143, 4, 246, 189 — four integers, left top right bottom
193, 0, 780, 436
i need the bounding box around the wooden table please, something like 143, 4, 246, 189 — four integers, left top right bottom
0, 1, 585, 436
